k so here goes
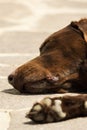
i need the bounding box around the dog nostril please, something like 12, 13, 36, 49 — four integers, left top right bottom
8, 74, 14, 84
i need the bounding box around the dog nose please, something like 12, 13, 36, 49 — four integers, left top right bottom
8, 74, 15, 85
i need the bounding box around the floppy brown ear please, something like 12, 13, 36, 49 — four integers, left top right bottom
71, 19, 87, 42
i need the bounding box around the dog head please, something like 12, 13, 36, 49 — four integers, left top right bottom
8, 19, 87, 94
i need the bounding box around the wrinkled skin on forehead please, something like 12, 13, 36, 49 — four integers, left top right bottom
8, 19, 87, 94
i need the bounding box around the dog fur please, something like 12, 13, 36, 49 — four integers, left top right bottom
8, 19, 87, 123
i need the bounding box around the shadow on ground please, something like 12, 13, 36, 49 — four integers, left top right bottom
2, 88, 21, 95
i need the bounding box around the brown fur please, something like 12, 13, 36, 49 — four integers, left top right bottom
8, 19, 87, 94
8, 19, 87, 123
27, 95, 87, 123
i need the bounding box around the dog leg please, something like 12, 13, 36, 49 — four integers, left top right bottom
26, 95, 87, 123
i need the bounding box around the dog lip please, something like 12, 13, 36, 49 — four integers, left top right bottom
21, 79, 60, 94
10, 72, 79, 93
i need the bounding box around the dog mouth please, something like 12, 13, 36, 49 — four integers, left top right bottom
20, 72, 79, 94
21, 79, 57, 94
8, 67, 80, 94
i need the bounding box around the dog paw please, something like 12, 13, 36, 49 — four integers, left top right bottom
26, 95, 87, 123
26, 97, 66, 123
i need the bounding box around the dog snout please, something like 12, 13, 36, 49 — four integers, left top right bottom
8, 71, 17, 86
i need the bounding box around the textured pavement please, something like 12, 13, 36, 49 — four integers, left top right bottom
0, 0, 87, 130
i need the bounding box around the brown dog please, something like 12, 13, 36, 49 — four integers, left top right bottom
8, 19, 87, 94
8, 19, 87, 123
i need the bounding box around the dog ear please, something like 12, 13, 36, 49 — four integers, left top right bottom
71, 19, 87, 42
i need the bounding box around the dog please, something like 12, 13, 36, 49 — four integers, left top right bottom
8, 19, 87, 123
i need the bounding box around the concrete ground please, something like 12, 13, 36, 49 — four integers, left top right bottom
0, 0, 87, 130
